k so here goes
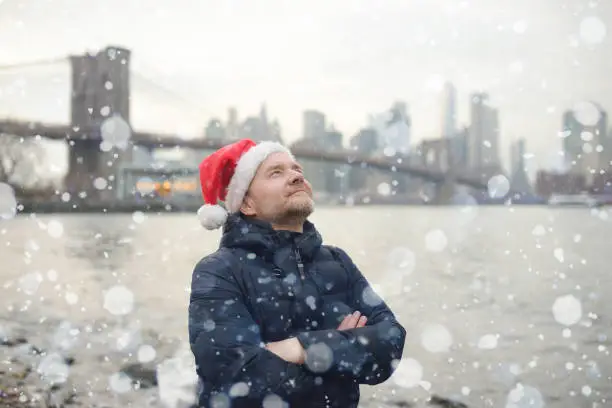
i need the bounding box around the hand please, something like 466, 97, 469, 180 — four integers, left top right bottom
265, 337, 306, 364
337, 311, 367, 330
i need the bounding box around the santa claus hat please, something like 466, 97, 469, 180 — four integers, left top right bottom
197, 138, 294, 230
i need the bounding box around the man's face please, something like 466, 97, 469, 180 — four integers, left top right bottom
240, 152, 314, 224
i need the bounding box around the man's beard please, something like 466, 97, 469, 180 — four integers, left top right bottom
275, 198, 314, 225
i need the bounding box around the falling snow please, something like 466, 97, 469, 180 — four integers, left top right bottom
46, 220, 64, 238
103, 285, 135, 316
552, 295, 583, 326
64, 291, 78, 305
361, 285, 384, 307
37, 353, 70, 385
132, 211, 147, 224
18, 271, 43, 295
109, 372, 133, 394
0, 182, 18, 219
553, 248, 565, 263
512, 20, 528, 34
100, 114, 132, 150
387, 247, 416, 275
531, 224, 546, 236
229, 382, 250, 398
377, 182, 392, 196
477, 334, 499, 350
137, 344, 157, 363
392, 358, 423, 388
572, 101, 602, 127
424, 229, 448, 252
579, 16, 607, 45
93, 177, 108, 190
304, 342, 334, 373
156, 344, 198, 408
505, 383, 545, 408
487, 175, 511, 199
262, 394, 287, 408
420, 324, 453, 353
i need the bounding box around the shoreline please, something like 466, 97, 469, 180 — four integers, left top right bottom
13, 201, 553, 215
0, 315, 471, 408
0, 315, 195, 408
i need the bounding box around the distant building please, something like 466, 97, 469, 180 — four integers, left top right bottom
535, 171, 586, 198
226, 107, 239, 140
290, 127, 346, 197
303, 110, 326, 140
381, 101, 411, 155
562, 103, 608, 185
204, 118, 226, 140
467, 92, 500, 170
348, 128, 379, 191
441, 82, 457, 139
237, 104, 283, 143
509, 138, 532, 194
349, 128, 379, 155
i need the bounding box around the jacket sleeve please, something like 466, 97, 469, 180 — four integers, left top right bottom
296, 247, 406, 385
189, 251, 319, 405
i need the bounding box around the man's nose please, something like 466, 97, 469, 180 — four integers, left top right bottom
289, 171, 304, 185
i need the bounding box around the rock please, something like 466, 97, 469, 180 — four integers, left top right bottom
0, 336, 27, 347
120, 363, 158, 389
46, 382, 77, 407
429, 394, 468, 408
390, 401, 415, 407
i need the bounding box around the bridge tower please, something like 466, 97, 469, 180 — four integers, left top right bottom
65, 46, 131, 203
432, 174, 457, 205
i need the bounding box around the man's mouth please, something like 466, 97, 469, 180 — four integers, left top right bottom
289, 189, 307, 196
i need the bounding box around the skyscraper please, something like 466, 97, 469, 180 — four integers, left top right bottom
303, 110, 326, 139
509, 138, 532, 193
467, 92, 500, 171
441, 82, 457, 139
562, 103, 608, 184
226, 107, 238, 140
380, 101, 411, 155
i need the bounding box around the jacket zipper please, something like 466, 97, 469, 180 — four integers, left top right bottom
295, 249, 305, 280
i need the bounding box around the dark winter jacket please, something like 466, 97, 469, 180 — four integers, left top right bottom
188, 213, 406, 407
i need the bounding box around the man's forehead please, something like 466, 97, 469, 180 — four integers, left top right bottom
260, 152, 300, 169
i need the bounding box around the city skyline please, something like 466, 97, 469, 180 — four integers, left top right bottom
0, 0, 610, 173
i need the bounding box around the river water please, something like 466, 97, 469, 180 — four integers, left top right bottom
1, 206, 611, 407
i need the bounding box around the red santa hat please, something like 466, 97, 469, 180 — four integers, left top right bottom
197, 138, 294, 229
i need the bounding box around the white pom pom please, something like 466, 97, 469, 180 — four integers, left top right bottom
197, 204, 228, 230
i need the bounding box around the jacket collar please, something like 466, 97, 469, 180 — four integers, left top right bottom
219, 213, 322, 262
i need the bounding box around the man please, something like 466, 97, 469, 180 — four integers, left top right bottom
190, 138, 406, 407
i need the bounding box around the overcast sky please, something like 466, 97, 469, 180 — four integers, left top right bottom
0, 0, 610, 171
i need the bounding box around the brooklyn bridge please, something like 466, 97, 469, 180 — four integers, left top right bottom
0, 45, 497, 209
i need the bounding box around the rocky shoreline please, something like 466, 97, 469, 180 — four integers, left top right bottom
1, 317, 469, 408
0, 316, 197, 408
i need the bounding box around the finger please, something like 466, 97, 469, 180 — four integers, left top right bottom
337, 314, 351, 330
356, 316, 367, 327
346, 311, 361, 328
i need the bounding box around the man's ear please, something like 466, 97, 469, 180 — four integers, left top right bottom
240, 195, 256, 216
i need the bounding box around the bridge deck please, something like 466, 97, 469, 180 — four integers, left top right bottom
0, 119, 487, 190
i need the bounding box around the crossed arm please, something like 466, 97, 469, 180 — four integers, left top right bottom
188, 249, 406, 403
265, 311, 368, 364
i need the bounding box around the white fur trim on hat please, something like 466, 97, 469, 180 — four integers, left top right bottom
197, 204, 228, 230
225, 141, 293, 213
